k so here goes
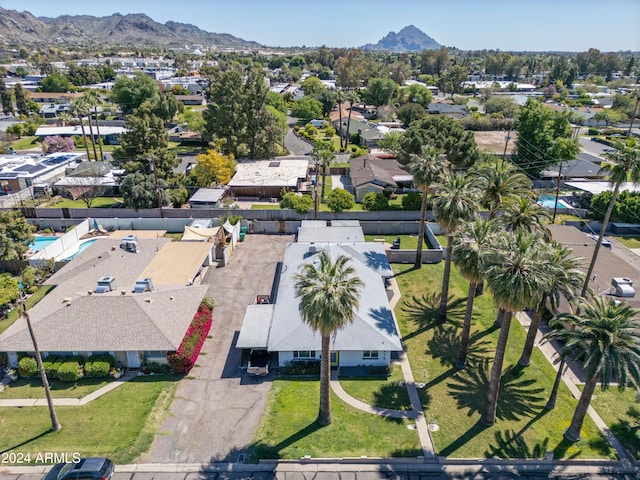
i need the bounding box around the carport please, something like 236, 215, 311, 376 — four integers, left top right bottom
236, 304, 273, 350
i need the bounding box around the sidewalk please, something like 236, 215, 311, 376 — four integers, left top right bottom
514, 311, 628, 460
0, 371, 136, 407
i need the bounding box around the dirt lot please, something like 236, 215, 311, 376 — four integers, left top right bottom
473, 130, 518, 154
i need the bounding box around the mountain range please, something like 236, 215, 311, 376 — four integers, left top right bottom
0, 8, 440, 52
361, 25, 441, 51
0, 8, 261, 48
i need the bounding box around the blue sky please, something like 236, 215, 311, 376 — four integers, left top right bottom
3, 0, 639, 52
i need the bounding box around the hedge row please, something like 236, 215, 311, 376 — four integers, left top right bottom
18, 353, 116, 382
167, 304, 213, 374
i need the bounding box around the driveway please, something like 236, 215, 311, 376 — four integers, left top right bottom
143, 234, 291, 463
284, 122, 313, 156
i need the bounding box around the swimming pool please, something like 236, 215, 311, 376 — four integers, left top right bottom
537, 194, 572, 209
64, 238, 98, 260
29, 236, 59, 252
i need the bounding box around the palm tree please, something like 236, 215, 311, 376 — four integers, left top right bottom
480, 231, 553, 425
408, 146, 449, 269
311, 143, 336, 200
335, 89, 346, 149
474, 156, 532, 219
544, 296, 640, 441
582, 139, 640, 296
22, 304, 61, 432
70, 98, 91, 160
518, 242, 584, 367
499, 197, 552, 240
84, 90, 104, 160
432, 172, 480, 322
77, 96, 99, 161
56, 112, 72, 127
293, 250, 364, 426
451, 219, 500, 368
345, 90, 361, 149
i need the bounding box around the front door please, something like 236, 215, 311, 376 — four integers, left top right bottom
330, 351, 339, 369
126, 351, 141, 368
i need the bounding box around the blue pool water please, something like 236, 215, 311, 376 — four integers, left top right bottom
65, 239, 98, 260
537, 194, 571, 209
29, 236, 59, 252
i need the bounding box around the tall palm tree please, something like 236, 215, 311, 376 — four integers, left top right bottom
499, 196, 552, 240
480, 231, 553, 425
84, 90, 104, 160
56, 112, 72, 127
408, 146, 449, 269
335, 89, 347, 149
545, 296, 640, 441
70, 98, 91, 160
451, 219, 500, 368
77, 96, 99, 161
518, 242, 584, 367
474, 156, 532, 219
311, 143, 336, 200
294, 250, 364, 426
432, 172, 480, 322
345, 90, 361, 149
582, 139, 640, 296
22, 304, 61, 432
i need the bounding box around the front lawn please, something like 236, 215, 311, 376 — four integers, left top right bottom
250, 379, 421, 460
11, 136, 40, 151
393, 263, 614, 459
0, 375, 177, 464
0, 377, 115, 399
616, 236, 640, 249
585, 387, 640, 459
339, 365, 412, 411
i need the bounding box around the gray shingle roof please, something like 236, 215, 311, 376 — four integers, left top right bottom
267, 242, 401, 353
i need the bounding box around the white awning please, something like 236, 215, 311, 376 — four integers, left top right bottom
236, 304, 273, 350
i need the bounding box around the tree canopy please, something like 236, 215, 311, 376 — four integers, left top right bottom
0, 211, 35, 261
111, 72, 161, 115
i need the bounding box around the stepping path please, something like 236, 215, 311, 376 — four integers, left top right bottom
0, 371, 137, 407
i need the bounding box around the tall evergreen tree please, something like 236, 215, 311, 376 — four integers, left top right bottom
0, 79, 13, 115
14, 83, 27, 116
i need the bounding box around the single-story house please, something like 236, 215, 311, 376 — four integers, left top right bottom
540, 153, 606, 181
228, 159, 309, 198
332, 118, 388, 149
0, 235, 212, 368
349, 154, 412, 202
188, 188, 226, 208
40, 103, 71, 118
428, 102, 467, 116
236, 220, 403, 368
0, 151, 87, 193
34, 125, 126, 145
174, 94, 206, 106
53, 161, 123, 199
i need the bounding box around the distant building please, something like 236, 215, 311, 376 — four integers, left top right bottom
228, 159, 309, 198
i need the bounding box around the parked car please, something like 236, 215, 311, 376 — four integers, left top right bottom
44, 457, 115, 480
247, 349, 270, 376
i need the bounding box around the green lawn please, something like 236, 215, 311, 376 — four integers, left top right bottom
250, 379, 421, 460
393, 262, 614, 459
584, 386, 640, 459
44, 197, 123, 208
11, 136, 40, 151
0, 377, 116, 399
250, 204, 279, 210
339, 365, 412, 411
0, 376, 178, 464
0, 285, 54, 336
616, 236, 640, 249
364, 234, 420, 250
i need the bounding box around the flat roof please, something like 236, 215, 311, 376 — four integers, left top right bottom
228, 159, 308, 188
189, 188, 226, 203
297, 226, 365, 243
236, 304, 273, 349
565, 181, 640, 195
139, 241, 213, 285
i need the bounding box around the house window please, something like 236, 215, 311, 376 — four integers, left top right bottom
293, 351, 316, 359
144, 351, 168, 358
363, 350, 379, 360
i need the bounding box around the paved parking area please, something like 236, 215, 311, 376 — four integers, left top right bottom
142, 234, 292, 464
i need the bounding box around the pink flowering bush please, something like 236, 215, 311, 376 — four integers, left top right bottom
167, 304, 213, 374
44, 135, 74, 153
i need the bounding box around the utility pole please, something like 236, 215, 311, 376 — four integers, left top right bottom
503, 129, 511, 157
313, 158, 319, 220
552, 158, 564, 224
627, 89, 639, 138
22, 303, 61, 431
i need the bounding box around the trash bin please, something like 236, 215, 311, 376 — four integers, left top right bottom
239, 232, 246, 242
240, 225, 248, 234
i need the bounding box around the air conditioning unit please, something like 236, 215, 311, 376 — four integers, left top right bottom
95, 276, 115, 293
120, 234, 139, 253
134, 277, 153, 293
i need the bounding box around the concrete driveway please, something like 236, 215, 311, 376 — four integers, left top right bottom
142, 234, 291, 464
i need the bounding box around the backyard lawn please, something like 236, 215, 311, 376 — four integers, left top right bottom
250, 379, 421, 460
393, 262, 614, 459
616, 236, 640, 249
44, 197, 123, 208
0, 376, 177, 464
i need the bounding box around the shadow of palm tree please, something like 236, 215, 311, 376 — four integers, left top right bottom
363, 250, 392, 272
553, 438, 583, 460
0, 429, 51, 454
401, 293, 464, 342
242, 421, 323, 461
369, 306, 397, 335
447, 360, 545, 421
427, 327, 494, 368
485, 429, 550, 459
438, 419, 488, 457
371, 383, 413, 413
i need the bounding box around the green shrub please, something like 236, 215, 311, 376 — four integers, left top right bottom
201, 297, 216, 311
58, 361, 81, 382
0, 352, 8, 370
361, 192, 389, 211
402, 191, 423, 210
84, 360, 111, 377
27, 286, 38, 294
326, 188, 355, 213
42, 359, 57, 378
280, 192, 312, 213
367, 365, 391, 376
588, 127, 599, 136
281, 360, 320, 376
18, 356, 37, 378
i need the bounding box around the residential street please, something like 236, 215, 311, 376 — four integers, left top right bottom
284, 117, 313, 156
142, 234, 291, 463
